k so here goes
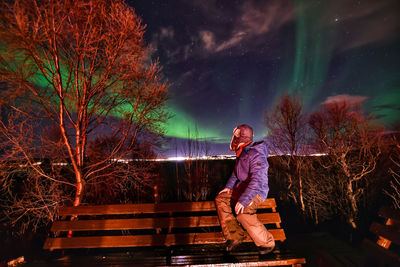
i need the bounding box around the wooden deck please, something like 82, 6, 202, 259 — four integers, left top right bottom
36, 243, 306, 266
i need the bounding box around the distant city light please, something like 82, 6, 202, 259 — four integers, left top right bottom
19, 161, 42, 168
141, 155, 237, 162
308, 153, 328, 156
16, 152, 328, 168
52, 162, 69, 166
110, 158, 132, 164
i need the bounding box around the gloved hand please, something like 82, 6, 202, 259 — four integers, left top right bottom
218, 188, 231, 194
235, 202, 244, 214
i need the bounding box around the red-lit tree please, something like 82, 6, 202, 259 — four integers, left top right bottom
309, 97, 384, 228
0, 0, 168, 233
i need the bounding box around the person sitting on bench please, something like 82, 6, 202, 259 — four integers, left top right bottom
215, 124, 275, 255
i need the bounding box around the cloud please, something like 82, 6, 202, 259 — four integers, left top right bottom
322, 94, 369, 107
199, 31, 216, 51
240, 1, 293, 36
160, 27, 174, 39
215, 31, 247, 52
199, 0, 294, 53
149, 0, 295, 62
150, 26, 188, 63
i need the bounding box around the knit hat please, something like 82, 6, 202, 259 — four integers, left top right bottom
230, 124, 253, 151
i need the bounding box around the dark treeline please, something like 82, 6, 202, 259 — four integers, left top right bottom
1, 150, 396, 229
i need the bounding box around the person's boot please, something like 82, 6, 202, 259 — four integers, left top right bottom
225, 239, 243, 252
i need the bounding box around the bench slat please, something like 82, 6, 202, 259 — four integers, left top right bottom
370, 222, 400, 245
51, 213, 282, 232
58, 199, 277, 216
43, 229, 286, 250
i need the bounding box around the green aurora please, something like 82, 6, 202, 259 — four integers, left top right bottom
160, 0, 400, 144
4, 0, 399, 151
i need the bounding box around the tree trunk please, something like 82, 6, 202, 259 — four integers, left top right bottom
299, 176, 305, 212
73, 170, 84, 207
347, 180, 357, 229
296, 161, 305, 212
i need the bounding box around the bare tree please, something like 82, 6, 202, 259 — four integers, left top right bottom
264, 93, 309, 213
0, 111, 71, 234
309, 98, 384, 228
181, 126, 210, 201
385, 132, 400, 209
300, 156, 336, 225
0, 0, 169, 232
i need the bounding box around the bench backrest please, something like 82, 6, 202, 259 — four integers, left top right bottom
58, 198, 277, 216
44, 198, 286, 250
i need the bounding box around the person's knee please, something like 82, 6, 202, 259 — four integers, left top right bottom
215, 195, 228, 208
215, 191, 231, 202
215, 193, 223, 203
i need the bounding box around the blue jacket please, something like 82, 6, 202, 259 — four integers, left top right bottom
225, 140, 269, 207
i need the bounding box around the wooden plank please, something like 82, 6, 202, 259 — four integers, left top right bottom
370, 222, 400, 246
378, 206, 400, 221
58, 199, 277, 216
51, 213, 282, 232
362, 238, 400, 266
43, 229, 286, 250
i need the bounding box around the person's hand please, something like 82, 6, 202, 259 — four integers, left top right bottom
235, 202, 244, 214
218, 188, 231, 194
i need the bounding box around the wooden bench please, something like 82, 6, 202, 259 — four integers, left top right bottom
362, 206, 400, 267
43, 198, 306, 266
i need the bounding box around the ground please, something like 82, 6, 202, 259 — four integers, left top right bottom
1, 231, 368, 266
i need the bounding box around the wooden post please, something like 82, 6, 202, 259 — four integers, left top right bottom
154, 185, 159, 204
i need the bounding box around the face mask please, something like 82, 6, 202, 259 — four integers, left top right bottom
229, 124, 253, 154
230, 127, 241, 151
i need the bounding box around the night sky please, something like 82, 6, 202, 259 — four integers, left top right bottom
129, 0, 400, 157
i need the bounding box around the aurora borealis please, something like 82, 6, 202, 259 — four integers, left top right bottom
130, 0, 400, 156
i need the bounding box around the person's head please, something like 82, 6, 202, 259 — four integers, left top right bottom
230, 124, 253, 154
